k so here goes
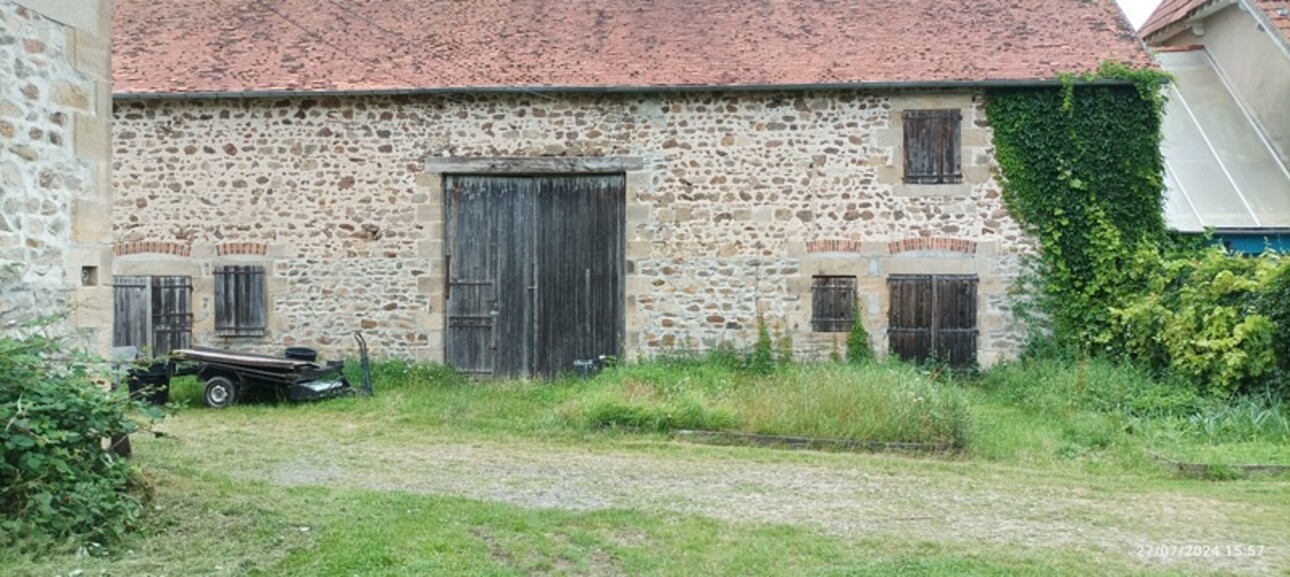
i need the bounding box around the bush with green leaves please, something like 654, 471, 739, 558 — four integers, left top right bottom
1, 331, 159, 547
747, 315, 776, 375
1104, 247, 1281, 395
846, 305, 874, 365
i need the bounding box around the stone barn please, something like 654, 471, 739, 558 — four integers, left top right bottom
109, 0, 1151, 374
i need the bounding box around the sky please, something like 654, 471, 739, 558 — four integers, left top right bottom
1117, 0, 1165, 29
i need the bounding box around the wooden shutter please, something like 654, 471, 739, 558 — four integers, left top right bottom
887, 275, 977, 367
214, 265, 267, 336
151, 276, 192, 355
935, 276, 978, 368
887, 276, 934, 362
811, 276, 856, 332
112, 276, 150, 349
903, 109, 962, 184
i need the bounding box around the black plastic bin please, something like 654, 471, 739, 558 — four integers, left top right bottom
284, 347, 319, 362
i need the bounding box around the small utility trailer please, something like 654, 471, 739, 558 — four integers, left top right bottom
126, 332, 372, 408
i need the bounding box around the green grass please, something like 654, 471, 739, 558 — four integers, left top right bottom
0, 464, 1193, 577
5, 356, 1289, 575
968, 357, 1290, 472
565, 361, 969, 447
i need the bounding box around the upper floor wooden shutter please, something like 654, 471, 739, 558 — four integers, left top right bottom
214, 265, 266, 336
903, 109, 962, 184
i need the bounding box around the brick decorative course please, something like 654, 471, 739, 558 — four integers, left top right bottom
887, 237, 978, 255
806, 239, 863, 253
114, 241, 191, 257
216, 242, 268, 256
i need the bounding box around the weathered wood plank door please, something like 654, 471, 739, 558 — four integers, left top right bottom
934, 276, 978, 367
444, 176, 537, 377
535, 175, 625, 376
444, 174, 624, 377
113, 275, 192, 355
112, 276, 151, 350
887, 275, 977, 367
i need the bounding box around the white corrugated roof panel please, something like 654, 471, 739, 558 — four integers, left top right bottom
1157, 49, 1290, 231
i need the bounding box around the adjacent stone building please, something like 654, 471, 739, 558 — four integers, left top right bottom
110, 0, 1153, 373
1, 0, 113, 352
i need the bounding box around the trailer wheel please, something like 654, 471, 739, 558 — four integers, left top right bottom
202, 376, 238, 409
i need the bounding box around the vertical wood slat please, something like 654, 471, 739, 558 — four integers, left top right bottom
811, 276, 856, 332
536, 174, 625, 377
935, 276, 978, 368
112, 276, 150, 350
887, 275, 933, 363
445, 174, 625, 378
151, 276, 192, 355
903, 109, 962, 184
214, 265, 266, 336
444, 175, 539, 377
887, 274, 977, 367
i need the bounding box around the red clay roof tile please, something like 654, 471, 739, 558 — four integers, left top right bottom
113, 0, 1153, 95
1139, 0, 1211, 39
1142, 0, 1290, 43
1254, 0, 1290, 42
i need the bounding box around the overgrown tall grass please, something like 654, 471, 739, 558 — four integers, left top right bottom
562, 361, 970, 447
971, 356, 1290, 468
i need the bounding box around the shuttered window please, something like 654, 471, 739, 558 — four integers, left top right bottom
811, 276, 856, 332
903, 109, 962, 184
887, 275, 978, 367
214, 265, 267, 336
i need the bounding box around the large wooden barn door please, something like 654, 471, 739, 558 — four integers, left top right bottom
444, 174, 624, 378
444, 176, 537, 377
535, 175, 625, 376
887, 275, 977, 367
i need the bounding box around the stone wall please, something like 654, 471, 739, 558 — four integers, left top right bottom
0, 0, 113, 350
112, 90, 1031, 365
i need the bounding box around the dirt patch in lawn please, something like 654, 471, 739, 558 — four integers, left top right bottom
159, 417, 1288, 575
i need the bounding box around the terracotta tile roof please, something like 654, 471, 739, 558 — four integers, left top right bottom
1139, 0, 1212, 39
1142, 0, 1290, 42
1254, 0, 1290, 42
113, 0, 1152, 95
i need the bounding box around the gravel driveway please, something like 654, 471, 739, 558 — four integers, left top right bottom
171, 418, 1287, 575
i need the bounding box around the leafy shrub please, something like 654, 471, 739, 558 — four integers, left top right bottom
1105, 247, 1280, 395
0, 332, 158, 546
748, 316, 775, 375
1259, 259, 1290, 373
846, 306, 874, 366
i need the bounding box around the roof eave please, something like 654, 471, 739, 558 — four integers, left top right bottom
111, 78, 1144, 100
1142, 0, 1237, 44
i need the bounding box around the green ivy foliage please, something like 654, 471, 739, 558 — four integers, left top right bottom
988, 63, 1289, 395
986, 63, 1170, 349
